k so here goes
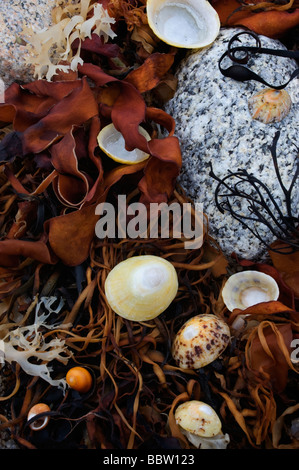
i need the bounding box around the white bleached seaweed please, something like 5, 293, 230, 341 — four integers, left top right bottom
22, 0, 117, 80
0, 297, 72, 390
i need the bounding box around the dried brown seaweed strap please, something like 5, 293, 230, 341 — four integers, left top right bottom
7, 167, 56, 200
3, 165, 30, 195
210, 383, 256, 447
105, 354, 143, 449
172, 257, 224, 271
17, 295, 39, 327
0, 193, 17, 215
129, 368, 143, 449
245, 320, 299, 374
186, 379, 201, 400
241, 409, 257, 417
32, 263, 44, 295
0, 414, 9, 428
12, 435, 37, 449
107, 0, 147, 30
62, 276, 97, 327
17, 381, 39, 427
138, 344, 168, 387
0, 365, 21, 402
168, 392, 190, 447
272, 402, 299, 448
45, 327, 103, 352
249, 383, 276, 445
241, 0, 295, 11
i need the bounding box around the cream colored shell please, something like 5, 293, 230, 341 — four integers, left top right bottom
146, 0, 220, 49
222, 270, 279, 312
248, 88, 292, 124
105, 255, 178, 321
175, 400, 222, 437
97, 123, 151, 164
172, 314, 230, 369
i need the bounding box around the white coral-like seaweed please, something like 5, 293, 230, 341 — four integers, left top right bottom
0, 297, 72, 390
22, 0, 117, 81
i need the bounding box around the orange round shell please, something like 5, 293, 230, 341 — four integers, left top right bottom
248, 88, 292, 124
27, 403, 51, 431
66, 366, 93, 393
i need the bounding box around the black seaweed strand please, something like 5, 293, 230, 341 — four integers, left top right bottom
218, 31, 299, 89
209, 131, 299, 254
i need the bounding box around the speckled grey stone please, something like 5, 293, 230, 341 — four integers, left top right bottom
0, 0, 55, 88
165, 27, 299, 261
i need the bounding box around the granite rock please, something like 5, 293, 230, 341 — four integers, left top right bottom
165, 27, 299, 260
0, 0, 55, 88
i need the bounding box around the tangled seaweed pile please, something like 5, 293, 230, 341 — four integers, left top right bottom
0, 0, 298, 450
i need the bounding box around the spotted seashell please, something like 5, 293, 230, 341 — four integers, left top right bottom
248, 88, 292, 124
171, 314, 230, 369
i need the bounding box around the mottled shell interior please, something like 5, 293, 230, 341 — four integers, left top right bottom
146, 0, 220, 49
105, 255, 178, 321
222, 270, 280, 312
248, 88, 292, 124
171, 314, 230, 369
175, 400, 222, 437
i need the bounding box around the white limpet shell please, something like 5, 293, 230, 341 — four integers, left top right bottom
146, 0, 220, 49
248, 88, 292, 124
104, 255, 178, 321
172, 314, 230, 369
222, 270, 280, 312
175, 401, 230, 448
175, 400, 222, 437
97, 123, 151, 165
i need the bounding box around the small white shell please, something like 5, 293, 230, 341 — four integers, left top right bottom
27, 403, 50, 431
175, 400, 222, 437
172, 314, 230, 369
222, 270, 280, 312
105, 255, 178, 321
248, 88, 292, 124
147, 0, 220, 49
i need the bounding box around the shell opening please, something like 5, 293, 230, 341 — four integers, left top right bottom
101, 127, 148, 163
28, 413, 49, 431
222, 271, 280, 311
147, 0, 220, 49
153, 3, 207, 47
240, 286, 271, 308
